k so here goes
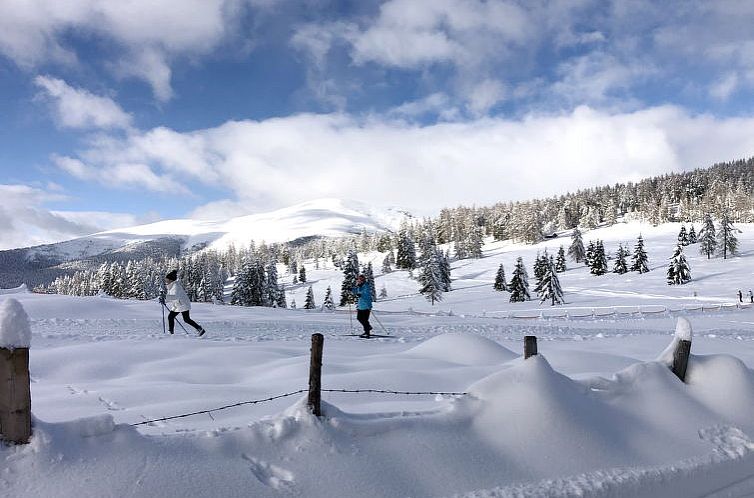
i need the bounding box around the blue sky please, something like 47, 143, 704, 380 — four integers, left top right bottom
3, 0, 754, 249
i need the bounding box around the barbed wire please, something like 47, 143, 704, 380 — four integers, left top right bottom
129, 387, 469, 427
130, 389, 307, 426
322, 388, 468, 396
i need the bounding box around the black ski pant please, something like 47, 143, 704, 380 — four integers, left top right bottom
356, 309, 373, 333
168, 310, 202, 333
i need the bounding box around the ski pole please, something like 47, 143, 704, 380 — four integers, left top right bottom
370, 309, 390, 335
348, 301, 354, 334
162, 303, 191, 336
161, 301, 166, 334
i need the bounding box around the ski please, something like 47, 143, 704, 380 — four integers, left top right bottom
341, 334, 391, 338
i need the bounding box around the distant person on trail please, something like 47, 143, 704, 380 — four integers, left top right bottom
352, 274, 373, 338
160, 270, 206, 336
749, 290, 753, 304
738, 290, 743, 303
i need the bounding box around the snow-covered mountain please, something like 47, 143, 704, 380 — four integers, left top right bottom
0, 199, 411, 287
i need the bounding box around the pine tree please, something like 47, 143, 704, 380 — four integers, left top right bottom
339, 249, 360, 306
688, 225, 697, 244
555, 246, 567, 272
322, 286, 335, 310
678, 225, 689, 246
590, 240, 608, 275
585, 240, 595, 268
290, 298, 297, 309
698, 213, 717, 259
439, 250, 452, 291
508, 257, 530, 302
631, 235, 650, 273
568, 228, 586, 263
379, 284, 388, 299
493, 263, 507, 291
667, 244, 691, 285
304, 286, 316, 309
381, 252, 393, 273
716, 211, 739, 259
613, 243, 628, 274
533, 252, 549, 289
535, 256, 564, 305
467, 224, 484, 258
364, 262, 376, 302
396, 228, 417, 270
418, 249, 445, 305
298, 266, 307, 283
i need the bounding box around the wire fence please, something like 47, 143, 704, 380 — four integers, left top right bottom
130, 387, 469, 427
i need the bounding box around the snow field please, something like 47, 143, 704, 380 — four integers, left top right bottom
2, 221, 754, 496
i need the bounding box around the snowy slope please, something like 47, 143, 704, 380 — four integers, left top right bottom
21, 198, 409, 262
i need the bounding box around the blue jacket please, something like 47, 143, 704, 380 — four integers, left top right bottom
352, 282, 373, 310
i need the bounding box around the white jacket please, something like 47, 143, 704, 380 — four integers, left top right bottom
165, 281, 191, 312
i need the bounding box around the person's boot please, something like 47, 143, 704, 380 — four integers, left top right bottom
198, 328, 206, 337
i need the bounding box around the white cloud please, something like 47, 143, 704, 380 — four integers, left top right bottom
53, 106, 754, 216
52, 155, 190, 195
0, 0, 263, 101
466, 79, 507, 115
34, 76, 133, 129
0, 184, 143, 249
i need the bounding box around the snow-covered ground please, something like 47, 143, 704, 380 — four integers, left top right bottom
2, 221, 754, 497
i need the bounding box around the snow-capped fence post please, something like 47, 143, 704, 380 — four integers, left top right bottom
0, 299, 32, 444
308, 333, 324, 417
524, 336, 538, 359
671, 317, 692, 383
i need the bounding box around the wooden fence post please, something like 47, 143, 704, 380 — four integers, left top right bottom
524, 336, 537, 359
0, 347, 31, 444
671, 339, 692, 382
308, 333, 324, 417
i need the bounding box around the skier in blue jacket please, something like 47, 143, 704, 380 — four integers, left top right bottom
352, 274, 373, 338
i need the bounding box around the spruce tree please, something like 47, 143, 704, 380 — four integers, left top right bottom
440, 250, 452, 291
678, 225, 689, 246
555, 246, 567, 272
568, 228, 586, 263
298, 266, 307, 283
493, 263, 507, 291
379, 284, 388, 299
667, 244, 691, 285
631, 235, 650, 273
304, 286, 316, 309
688, 225, 697, 244
585, 241, 595, 268
339, 249, 360, 306
716, 211, 739, 259
382, 253, 393, 273
418, 249, 444, 305
396, 228, 417, 270
364, 262, 377, 301
322, 286, 335, 311
698, 213, 717, 259
590, 240, 608, 275
535, 256, 564, 305
613, 243, 628, 274
508, 257, 530, 302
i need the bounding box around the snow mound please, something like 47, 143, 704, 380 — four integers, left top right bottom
404, 333, 517, 365
0, 283, 29, 295
675, 316, 693, 341
687, 354, 754, 430
0, 298, 31, 348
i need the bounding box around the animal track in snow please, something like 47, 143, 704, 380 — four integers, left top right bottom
242, 454, 294, 490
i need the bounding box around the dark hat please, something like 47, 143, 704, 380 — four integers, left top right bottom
165, 269, 178, 282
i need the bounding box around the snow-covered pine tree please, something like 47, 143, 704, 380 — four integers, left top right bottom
493, 263, 507, 291
568, 228, 586, 263
533, 252, 548, 289
364, 262, 376, 302
381, 252, 393, 273
585, 241, 596, 268
678, 225, 689, 246
322, 286, 335, 311
467, 224, 484, 258
555, 246, 567, 272
535, 256, 564, 305
440, 250, 452, 291
688, 225, 697, 244
265, 261, 281, 307
508, 257, 530, 302
418, 249, 444, 305
396, 228, 417, 270
613, 243, 628, 274
276, 284, 287, 308
667, 244, 691, 285
290, 298, 297, 309
716, 211, 739, 259
698, 213, 717, 259
298, 266, 307, 283
590, 240, 608, 275
304, 286, 316, 309
230, 258, 250, 305
630, 235, 650, 273
379, 284, 388, 299
339, 249, 360, 306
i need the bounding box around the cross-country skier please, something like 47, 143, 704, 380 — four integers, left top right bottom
738, 289, 743, 303
749, 289, 753, 304
352, 274, 373, 338
160, 270, 206, 336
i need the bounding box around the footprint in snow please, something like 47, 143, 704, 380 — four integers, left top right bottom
242, 454, 294, 490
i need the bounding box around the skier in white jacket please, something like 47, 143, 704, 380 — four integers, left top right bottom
160, 270, 206, 336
